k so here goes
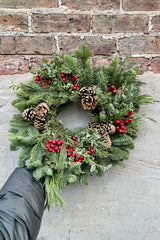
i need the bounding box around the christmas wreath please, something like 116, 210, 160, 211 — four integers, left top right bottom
9, 45, 153, 209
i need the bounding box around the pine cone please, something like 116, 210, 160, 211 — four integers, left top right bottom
89, 122, 116, 147
35, 102, 49, 117
79, 85, 97, 110
22, 108, 36, 122
34, 116, 46, 131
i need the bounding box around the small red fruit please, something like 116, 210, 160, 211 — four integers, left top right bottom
125, 120, 129, 124
116, 126, 120, 130
72, 86, 77, 91
61, 73, 65, 78
48, 148, 53, 152
48, 80, 52, 84
72, 136, 76, 141
128, 118, 133, 122
54, 146, 59, 151
113, 89, 117, 94
110, 85, 115, 90
50, 144, 55, 148
120, 125, 126, 130
90, 149, 95, 153
73, 142, 77, 145
80, 156, 84, 160
118, 129, 123, 133
62, 78, 66, 81
48, 139, 52, 143
65, 144, 69, 148
72, 161, 76, 163
45, 144, 50, 148
74, 75, 78, 80
68, 153, 72, 157
115, 120, 120, 124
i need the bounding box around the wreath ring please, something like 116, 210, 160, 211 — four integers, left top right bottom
9, 45, 153, 209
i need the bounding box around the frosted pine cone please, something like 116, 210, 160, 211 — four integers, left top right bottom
79, 85, 97, 110
34, 116, 46, 131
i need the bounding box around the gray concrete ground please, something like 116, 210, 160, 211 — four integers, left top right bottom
0, 72, 160, 240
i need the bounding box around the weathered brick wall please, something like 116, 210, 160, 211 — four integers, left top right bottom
0, 0, 160, 75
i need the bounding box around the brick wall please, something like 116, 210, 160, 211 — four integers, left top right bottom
0, 0, 160, 74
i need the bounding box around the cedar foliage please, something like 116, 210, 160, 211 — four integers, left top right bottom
9, 45, 153, 209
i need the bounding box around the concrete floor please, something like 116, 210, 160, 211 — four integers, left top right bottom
0, 72, 160, 240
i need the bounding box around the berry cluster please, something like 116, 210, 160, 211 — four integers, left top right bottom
107, 85, 124, 95
60, 72, 79, 91
86, 145, 95, 156
35, 75, 52, 89
115, 111, 134, 134
45, 139, 64, 153
65, 136, 84, 164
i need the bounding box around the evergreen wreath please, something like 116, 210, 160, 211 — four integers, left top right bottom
9, 45, 153, 209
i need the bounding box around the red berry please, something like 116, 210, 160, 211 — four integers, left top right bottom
87, 150, 90, 154
61, 73, 65, 78
72, 86, 77, 91
69, 148, 73, 153
72, 136, 76, 141
74, 75, 78, 80
78, 159, 82, 162
125, 120, 129, 124
121, 125, 126, 130
57, 141, 61, 145
45, 144, 50, 148
75, 82, 78, 87
48, 139, 52, 143
50, 144, 55, 148
43, 86, 46, 89
48, 80, 52, 84
115, 120, 120, 124
72, 161, 76, 163
80, 156, 84, 160
120, 122, 124, 126
54, 146, 59, 151
62, 78, 66, 81
128, 118, 133, 122
121, 91, 124, 94
110, 85, 115, 90
59, 146, 62, 150
75, 153, 78, 157
118, 86, 122, 89
121, 130, 126, 134
116, 126, 120, 130
73, 142, 77, 145
60, 140, 63, 145
72, 154, 75, 157
90, 149, 94, 153
66, 149, 68, 153
72, 147, 76, 151
120, 119, 124, 124
48, 148, 53, 152
52, 140, 56, 144
65, 144, 69, 148
118, 129, 123, 133
67, 153, 71, 157
113, 89, 117, 94
75, 158, 79, 161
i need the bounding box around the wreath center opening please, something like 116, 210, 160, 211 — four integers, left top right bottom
58, 101, 92, 130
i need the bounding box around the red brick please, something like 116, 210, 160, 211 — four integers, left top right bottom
0, 12, 28, 32
93, 15, 148, 34
150, 57, 160, 73
0, 36, 56, 55
32, 13, 90, 33
92, 56, 113, 67
123, 0, 160, 11
59, 36, 116, 56
151, 15, 160, 32
0, 0, 58, 8
119, 36, 160, 55
128, 57, 149, 74
61, 0, 120, 11
0, 56, 29, 75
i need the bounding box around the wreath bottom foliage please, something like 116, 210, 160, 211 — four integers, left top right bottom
9, 45, 153, 209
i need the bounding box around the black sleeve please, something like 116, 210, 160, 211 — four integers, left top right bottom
0, 168, 45, 240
